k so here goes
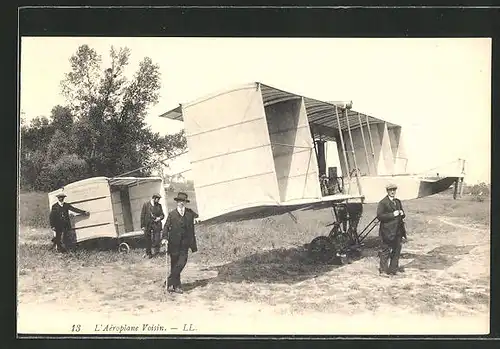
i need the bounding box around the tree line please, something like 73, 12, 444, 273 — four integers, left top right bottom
20, 44, 186, 192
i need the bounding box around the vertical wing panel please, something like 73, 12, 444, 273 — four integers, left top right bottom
266, 97, 321, 202
182, 84, 280, 221
284, 98, 322, 201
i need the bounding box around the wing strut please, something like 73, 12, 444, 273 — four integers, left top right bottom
335, 106, 351, 194
344, 108, 363, 197
357, 112, 372, 176
115, 150, 189, 177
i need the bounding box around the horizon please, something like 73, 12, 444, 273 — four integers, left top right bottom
20, 37, 491, 184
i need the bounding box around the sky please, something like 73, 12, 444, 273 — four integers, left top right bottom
20, 37, 491, 184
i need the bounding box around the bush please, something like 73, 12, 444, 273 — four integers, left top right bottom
472, 194, 485, 202
464, 182, 490, 197
19, 191, 50, 228
35, 154, 89, 191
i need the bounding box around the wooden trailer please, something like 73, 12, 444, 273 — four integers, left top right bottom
48, 176, 168, 251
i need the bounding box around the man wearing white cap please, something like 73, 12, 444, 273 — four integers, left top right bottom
376, 183, 406, 275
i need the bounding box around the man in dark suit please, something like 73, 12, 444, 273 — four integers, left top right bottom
140, 193, 165, 258
162, 192, 199, 294
377, 183, 407, 275
49, 193, 90, 252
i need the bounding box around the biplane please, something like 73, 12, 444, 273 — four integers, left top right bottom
159, 82, 465, 218
159, 82, 466, 261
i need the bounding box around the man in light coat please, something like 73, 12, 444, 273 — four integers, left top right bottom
377, 183, 407, 275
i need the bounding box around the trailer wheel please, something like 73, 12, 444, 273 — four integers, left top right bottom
118, 242, 130, 253
308, 236, 336, 263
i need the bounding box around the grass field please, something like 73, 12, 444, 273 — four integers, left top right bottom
17, 190, 490, 335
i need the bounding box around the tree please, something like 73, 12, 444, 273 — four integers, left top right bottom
20, 44, 186, 191
20, 116, 55, 190
50, 105, 74, 134
59, 44, 184, 177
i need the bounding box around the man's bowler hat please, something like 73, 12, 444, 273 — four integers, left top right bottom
56, 193, 67, 198
174, 192, 190, 203
152, 193, 161, 199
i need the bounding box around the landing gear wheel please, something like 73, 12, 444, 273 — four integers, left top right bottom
118, 242, 130, 253
308, 236, 336, 263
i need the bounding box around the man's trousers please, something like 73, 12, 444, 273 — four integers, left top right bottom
379, 235, 402, 273
167, 250, 189, 288
145, 224, 162, 256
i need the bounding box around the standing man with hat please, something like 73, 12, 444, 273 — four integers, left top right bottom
49, 193, 90, 252
377, 183, 407, 275
162, 192, 199, 294
140, 193, 165, 258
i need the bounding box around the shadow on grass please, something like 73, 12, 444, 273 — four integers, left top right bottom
213, 246, 342, 284
66, 236, 148, 252
402, 244, 476, 270
182, 278, 212, 292
182, 239, 477, 291
182, 237, 386, 292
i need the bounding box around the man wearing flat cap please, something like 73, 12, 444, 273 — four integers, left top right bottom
376, 183, 407, 275
49, 193, 90, 252
141, 193, 165, 258
162, 192, 199, 294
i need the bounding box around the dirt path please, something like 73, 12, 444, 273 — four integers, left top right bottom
438, 216, 488, 232
17, 216, 490, 336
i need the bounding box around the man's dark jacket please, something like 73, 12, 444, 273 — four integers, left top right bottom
162, 208, 199, 255
376, 195, 406, 243
49, 202, 87, 231
140, 201, 165, 231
